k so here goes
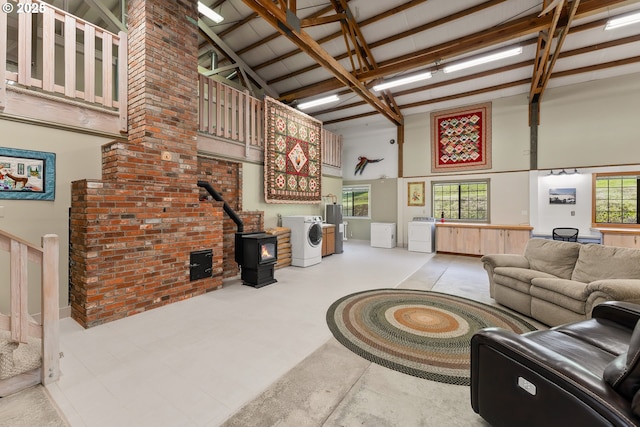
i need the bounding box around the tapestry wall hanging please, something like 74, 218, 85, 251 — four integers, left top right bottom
431, 102, 491, 173
264, 96, 322, 203
0, 147, 56, 200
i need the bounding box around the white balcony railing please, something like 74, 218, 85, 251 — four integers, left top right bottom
0, 0, 127, 131
0, 230, 59, 395
1, 1, 342, 169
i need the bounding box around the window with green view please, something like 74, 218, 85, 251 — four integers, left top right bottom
594, 174, 639, 224
432, 180, 489, 221
342, 185, 370, 218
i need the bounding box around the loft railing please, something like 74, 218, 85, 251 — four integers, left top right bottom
0, 3, 342, 169
322, 129, 342, 168
197, 74, 343, 168
198, 74, 264, 152
0, 230, 59, 394
0, 0, 127, 131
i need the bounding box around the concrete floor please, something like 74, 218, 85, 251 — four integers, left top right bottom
7, 241, 541, 426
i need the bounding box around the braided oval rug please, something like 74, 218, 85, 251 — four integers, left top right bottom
326, 289, 537, 386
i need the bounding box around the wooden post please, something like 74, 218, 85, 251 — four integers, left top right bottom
530, 99, 539, 170
397, 124, 404, 178
10, 241, 28, 343
118, 30, 128, 133
41, 234, 60, 385
0, 9, 7, 111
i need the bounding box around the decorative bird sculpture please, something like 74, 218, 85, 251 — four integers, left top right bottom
354, 156, 383, 175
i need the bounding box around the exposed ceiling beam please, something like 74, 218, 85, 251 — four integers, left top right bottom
241, 0, 403, 126
319, 36, 640, 124
82, 0, 126, 33
279, 0, 628, 103
266, 0, 506, 81
301, 14, 345, 28
254, 0, 428, 72
235, 3, 344, 56
198, 19, 279, 98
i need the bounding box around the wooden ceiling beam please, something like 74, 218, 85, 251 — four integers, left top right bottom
235, 3, 344, 56
530, 0, 565, 102
254, 0, 428, 71
241, 0, 403, 125
266, 0, 506, 80
318, 37, 640, 123
301, 14, 345, 28
279, 0, 628, 103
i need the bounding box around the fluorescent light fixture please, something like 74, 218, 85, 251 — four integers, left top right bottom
605, 11, 640, 30
198, 2, 224, 24
443, 47, 523, 73
297, 95, 339, 110
372, 71, 432, 91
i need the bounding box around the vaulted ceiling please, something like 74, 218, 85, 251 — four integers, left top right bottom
48, 0, 640, 132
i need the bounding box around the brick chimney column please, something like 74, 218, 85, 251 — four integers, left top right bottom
70, 0, 224, 327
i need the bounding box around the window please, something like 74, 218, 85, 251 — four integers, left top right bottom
432, 180, 489, 222
594, 173, 639, 225
342, 185, 371, 218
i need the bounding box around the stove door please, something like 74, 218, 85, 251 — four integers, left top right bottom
308, 222, 322, 247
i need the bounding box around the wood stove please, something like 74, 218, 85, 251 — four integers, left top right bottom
238, 233, 278, 288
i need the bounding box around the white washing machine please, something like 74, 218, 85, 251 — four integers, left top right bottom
281, 215, 323, 267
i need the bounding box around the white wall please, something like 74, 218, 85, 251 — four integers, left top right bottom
530, 165, 640, 239
339, 72, 640, 244
341, 123, 398, 180
0, 120, 109, 312
538, 75, 640, 169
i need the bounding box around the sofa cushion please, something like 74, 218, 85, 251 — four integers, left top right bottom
573, 244, 640, 284
494, 267, 557, 294
524, 239, 581, 280
604, 320, 640, 400
530, 278, 588, 314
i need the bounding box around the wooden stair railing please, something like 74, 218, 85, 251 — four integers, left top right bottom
0, 230, 59, 395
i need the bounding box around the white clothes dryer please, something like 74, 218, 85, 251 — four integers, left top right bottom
282, 215, 323, 267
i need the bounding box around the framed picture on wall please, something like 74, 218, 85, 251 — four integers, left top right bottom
408, 181, 425, 206
549, 188, 576, 205
0, 147, 56, 200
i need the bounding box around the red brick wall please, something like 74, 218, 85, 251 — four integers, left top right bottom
70, 0, 227, 327
197, 157, 264, 278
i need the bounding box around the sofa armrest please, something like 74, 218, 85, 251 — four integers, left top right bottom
481, 254, 530, 298
480, 254, 530, 269
592, 300, 640, 330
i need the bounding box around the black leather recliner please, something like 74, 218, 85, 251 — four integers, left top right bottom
471, 301, 640, 427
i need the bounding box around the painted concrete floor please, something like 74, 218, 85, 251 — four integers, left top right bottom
37, 240, 531, 426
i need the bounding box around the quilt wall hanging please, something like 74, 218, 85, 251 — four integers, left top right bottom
431, 102, 492, 173
264, 96, 322, 203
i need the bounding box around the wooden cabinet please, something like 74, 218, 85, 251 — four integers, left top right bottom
596, 228, 640, 249
480, 228, 504, 254
322, 224, 336, 257
503, 229, 531, 254
436, 223, 532, 256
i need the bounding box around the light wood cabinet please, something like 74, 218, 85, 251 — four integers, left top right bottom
596, 228, 640, 249
322, 224, 336, 257
480, 228, 504, 254
436, 223, 532, 256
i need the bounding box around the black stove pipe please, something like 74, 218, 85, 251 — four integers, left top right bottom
197, 180, 244, 232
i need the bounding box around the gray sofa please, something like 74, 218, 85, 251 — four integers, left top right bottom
481, 238, 640, 326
